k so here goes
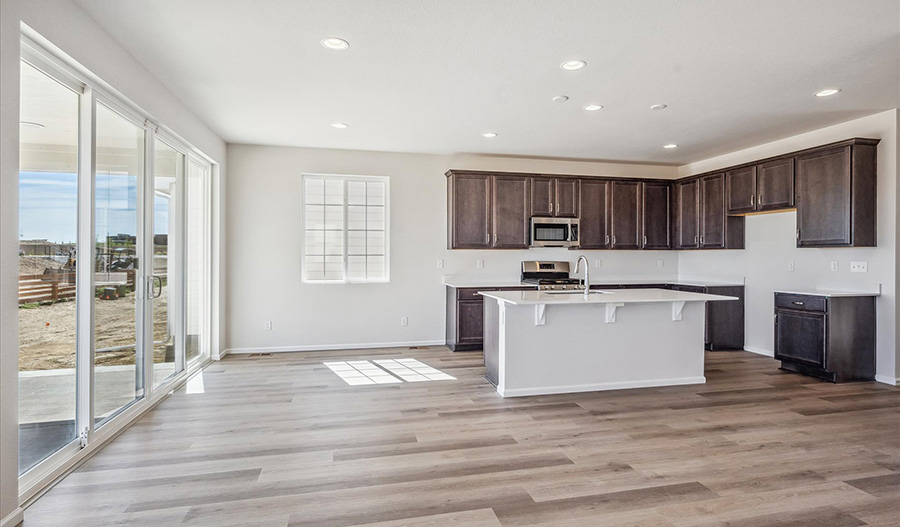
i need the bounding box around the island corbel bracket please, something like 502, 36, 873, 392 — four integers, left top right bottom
605, 302, 625, 323
671, 300, 686, 321
535, 304, 546, 326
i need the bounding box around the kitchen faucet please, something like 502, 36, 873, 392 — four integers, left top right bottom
574, 255, 590, 299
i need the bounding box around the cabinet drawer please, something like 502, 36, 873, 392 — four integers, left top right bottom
775, 293, 826, 312
456, 288, 495, 300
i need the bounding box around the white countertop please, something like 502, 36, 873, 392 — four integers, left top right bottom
775, 289, 881, 298
443, 276, 744, 288
479, 288, 738, 306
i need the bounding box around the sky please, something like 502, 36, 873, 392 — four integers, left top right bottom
19, 171, 169, 245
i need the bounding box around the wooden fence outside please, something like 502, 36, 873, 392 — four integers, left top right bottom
19, 270, 136, 304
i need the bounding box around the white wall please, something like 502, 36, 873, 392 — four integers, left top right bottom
0, 1, 226, 522
225, 145, 679, 352
677, 110, 898, 384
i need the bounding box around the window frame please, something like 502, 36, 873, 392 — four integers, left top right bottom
300, 173, 391, 284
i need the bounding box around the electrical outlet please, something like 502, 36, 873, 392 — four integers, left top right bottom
657, 259, 664, 268
850, 261, 868, 273
264, 321, 272, 331
788, 261, 795, 271
830, 261, 839, 272
712, 260, 718, 269
595, 259, 602, 268
476, 259, 484, 269
436, 259, 443, 269
400, 317, 408, 326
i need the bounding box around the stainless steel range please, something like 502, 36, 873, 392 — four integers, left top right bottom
520, 261, 585, 291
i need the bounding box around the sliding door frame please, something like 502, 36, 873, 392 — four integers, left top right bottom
17, 33, 216, 505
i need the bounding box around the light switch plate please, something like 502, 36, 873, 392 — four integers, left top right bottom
850, 261, 868, 273
788, 261, 795, 271
831, 261, 839, 272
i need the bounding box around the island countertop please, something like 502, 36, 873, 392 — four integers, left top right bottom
478, 288, 738, 306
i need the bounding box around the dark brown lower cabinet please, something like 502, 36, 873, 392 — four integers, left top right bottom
774, 292, 875, 382
668, 284, 745, 351
446, 286, 533, 351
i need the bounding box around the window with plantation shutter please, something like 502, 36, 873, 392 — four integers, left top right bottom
302, 174, 389, 283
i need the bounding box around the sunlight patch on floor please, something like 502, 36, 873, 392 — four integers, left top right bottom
324, 358, 455, 385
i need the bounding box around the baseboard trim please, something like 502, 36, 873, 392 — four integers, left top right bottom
224, 340, 447, 355
1, 507, 24, 527
874, 375, 898, 386
498, 376, 706, 398
743, 346, 774, 357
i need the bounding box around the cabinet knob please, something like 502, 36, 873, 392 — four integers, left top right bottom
643, 235, 647, 247
605, 234, 610, 245
751, 194, 754, 207
758, 192, 762, 205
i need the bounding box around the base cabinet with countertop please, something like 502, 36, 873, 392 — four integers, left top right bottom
774, 291, 876, 382
446, 281, 745, 352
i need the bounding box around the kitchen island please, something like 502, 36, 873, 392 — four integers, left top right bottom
480, 288, 737, 397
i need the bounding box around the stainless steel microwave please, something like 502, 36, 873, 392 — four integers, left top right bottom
530, 217, 579, 247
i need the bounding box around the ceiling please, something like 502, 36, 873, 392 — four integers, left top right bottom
74, 0, 900, 165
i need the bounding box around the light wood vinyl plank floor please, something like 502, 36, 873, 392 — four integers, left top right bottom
22, 348, 900, 527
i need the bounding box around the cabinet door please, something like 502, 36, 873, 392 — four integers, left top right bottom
757, 158, 794, 211
555, 178, 580, 217
457, 300, 484, 345
796, 146, 852, 246
492, 175, 530, 248
610, 181, 642, 249
774, 309, 826, 367
578, 179, 610, 249
449, 173, 491, 248
726, 166, 756, 214
641, 182, 671, 249
530, 177, 554, 217
675, 179, 699, 249
699, 174, 726, 248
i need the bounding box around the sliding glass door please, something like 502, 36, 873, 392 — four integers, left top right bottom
152, 139, 184, 387
17, 49, 213, 486
17, 60, 81, 475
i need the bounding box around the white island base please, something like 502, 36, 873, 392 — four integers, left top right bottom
480, 289, 737, 397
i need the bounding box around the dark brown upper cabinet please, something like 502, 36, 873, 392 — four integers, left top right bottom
610, 180, 642, 249
795, 139, 878, 247
447, 172, 491, 249
725, 166, 757, 214
531, 177, 579, 217
726, 159, 794, 215
699, 174, 726, 248
757, 158, 794, 210
675, 179, 699, 249
642, 182, 671, 249
491, 175, 530, 249
577, 178, 610, 249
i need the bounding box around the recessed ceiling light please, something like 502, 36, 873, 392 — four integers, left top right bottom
650, 104, 667, 110
20, 121, 45, 128
583, 104, 603, 111
552, 95, 569, 103
482, 132, 498, 138
815, 88, 840, 97
663, 144, 678, 149
560, 60, 586, 71
331, 122, 349, 129
321, 37, 349, 51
